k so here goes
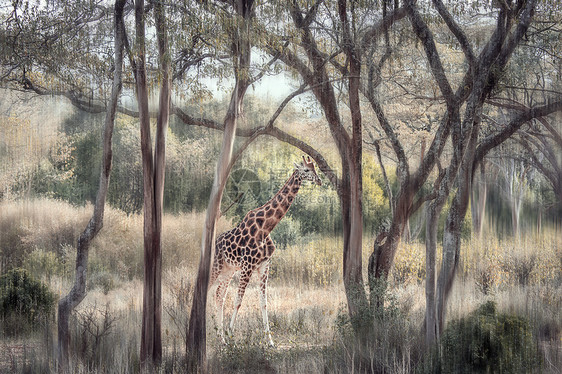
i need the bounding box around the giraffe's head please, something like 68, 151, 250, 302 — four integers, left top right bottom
294, 156, 322, 186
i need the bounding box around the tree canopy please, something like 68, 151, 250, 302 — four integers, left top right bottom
1, 0, 561, 370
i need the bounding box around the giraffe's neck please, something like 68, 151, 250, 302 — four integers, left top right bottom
246, 170, 302, 235
269, 170, 303, 210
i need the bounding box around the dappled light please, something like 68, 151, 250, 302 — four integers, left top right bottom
1, 0, 561, 373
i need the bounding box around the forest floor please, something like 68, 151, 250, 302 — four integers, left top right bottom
0, 199, 560, 373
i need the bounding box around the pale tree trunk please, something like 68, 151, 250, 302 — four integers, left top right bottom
424, 194, 446, 345
186, 2, 253, 371
511, 198, 520, 237
186, 93, 243, 372
57, 0, 126, 370
137, 0, 171, 366
403, 219, 412, 243
436, 165, 472, 334
502, 159, 529, 239
471, 162, 487, 238
435, 116, 481, 335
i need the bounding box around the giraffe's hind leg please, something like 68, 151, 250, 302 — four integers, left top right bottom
257, 260, 274, 346
214, 266, 235, 342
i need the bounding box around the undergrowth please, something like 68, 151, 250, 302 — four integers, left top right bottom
0, 199, 560, 373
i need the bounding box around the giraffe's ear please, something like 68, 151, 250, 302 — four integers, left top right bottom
294, 162, 301, 169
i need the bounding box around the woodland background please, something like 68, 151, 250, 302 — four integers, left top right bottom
0, 0, 561, 373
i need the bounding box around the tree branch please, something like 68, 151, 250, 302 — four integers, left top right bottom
404, 0, 456, 107
431, 0, 476, 68
475, 99, 562, 165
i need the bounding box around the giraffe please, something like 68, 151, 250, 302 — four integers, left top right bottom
209, 156, 322, 346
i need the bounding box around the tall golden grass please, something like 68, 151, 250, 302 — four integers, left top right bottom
0, 198, 560, 373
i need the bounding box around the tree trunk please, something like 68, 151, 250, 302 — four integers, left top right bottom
471, 162, 487, 238
370, 186, 414, 280
137, 0, 171, 366
435, 123, 478, 333
338, 0, 368, 322
186, 83, 248, 372
511, 199, 519, 237
340, 170, 369, 323
136, 0, 157, 364
424, 195, 446, 346
57, 0, 125, 370
186, 2, 253, 371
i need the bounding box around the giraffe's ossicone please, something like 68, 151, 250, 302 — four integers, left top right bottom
209, 156, 322, 346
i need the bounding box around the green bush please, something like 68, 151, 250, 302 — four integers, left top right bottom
424, 301, 541, 373
23, 247, 69, 281
0, 268, 55, 336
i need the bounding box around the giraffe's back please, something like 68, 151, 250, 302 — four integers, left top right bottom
214, 223, 271, 271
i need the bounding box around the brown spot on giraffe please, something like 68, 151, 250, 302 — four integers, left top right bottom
209, 156, 322, 346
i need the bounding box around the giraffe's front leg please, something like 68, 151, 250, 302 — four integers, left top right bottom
257, 260, 274, 347
228, 266, 253, 336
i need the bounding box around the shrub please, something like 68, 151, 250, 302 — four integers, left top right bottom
71, 303, 117, 365
474, 260, 502, 295
22, 247, 69, 281
393, 242, 426, 285
501, 252, 537, 286
330, 280, 418, 373
88, 271, 118, 295
0, 268, 55, 336
424, 301, 541, 373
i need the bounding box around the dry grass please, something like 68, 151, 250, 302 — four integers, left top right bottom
0, 198, 560, 373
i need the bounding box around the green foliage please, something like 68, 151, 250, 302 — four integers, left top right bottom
422, 301, 542, 373
363, 155, 392, 232
107, 117, 143, 213
0, 268, 55, 336
72, 130, 102, 203
5, 111, 218, 214
22, 247, 69, 281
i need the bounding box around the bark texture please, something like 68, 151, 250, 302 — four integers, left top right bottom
57, 0, 126, 370
186, 1, 253, 371
137, 0, 171, 366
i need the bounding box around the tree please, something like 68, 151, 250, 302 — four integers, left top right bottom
185, 1, 255, 370
57, 0, 126, 370
415, 0, 562, 345
261, 0, 409, 329
130, 0, 172, 366
518, 119, 562, 219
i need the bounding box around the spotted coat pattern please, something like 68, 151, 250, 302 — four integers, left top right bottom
209, 159, 321, 345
